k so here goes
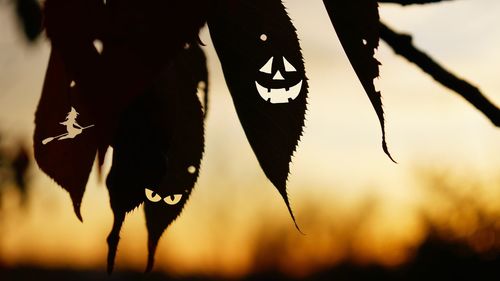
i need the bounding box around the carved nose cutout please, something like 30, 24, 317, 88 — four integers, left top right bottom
272, 70, 285, 80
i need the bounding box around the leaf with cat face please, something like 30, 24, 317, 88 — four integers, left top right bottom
144, 46, 207, 274
208, 0, 308, 230
105, 45, 206, 273
34, 49, 98, 221
38, 0, 207, 219
323, 0, 395, 162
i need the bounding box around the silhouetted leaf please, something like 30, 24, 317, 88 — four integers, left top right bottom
105, 45, 206, 273
208, 0, 308, 230
38, 0, 207, 220
323, 0, 395, 162
44, 0, 111, 176
34, 49, 98, 221
44, 0, 207, 161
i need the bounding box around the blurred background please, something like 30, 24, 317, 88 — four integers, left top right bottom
1, 0, 499, 280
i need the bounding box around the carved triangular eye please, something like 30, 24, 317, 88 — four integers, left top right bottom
259, 57, 273, 74
283, 57, 297, 72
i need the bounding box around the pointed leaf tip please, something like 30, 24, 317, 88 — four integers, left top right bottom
274, 180, 304, 234
145, 237, 158, 273
382, 139, 397, 164
283, 195, 304, 235
323, 0, 396, 162
34, 49, 98, 222
73, 201, 83, 222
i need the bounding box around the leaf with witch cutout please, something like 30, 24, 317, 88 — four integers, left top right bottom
44, 0, 207, 167
208, 0, 308, 230
38, 0, 207, 220
105, 44, 206, 273
323, 0, 395, 162
34, 49, 98, 221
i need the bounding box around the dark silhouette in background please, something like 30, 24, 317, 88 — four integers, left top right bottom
1, 230, 499, 281
0, 136, 31, 210
14, 0, 42, 42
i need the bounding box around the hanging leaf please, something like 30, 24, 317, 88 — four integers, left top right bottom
44, 0, 111, 174
34, 49, 98, 221
208, 0, 308, 230
43, 0, 207, 159
38, 0, 207, 221
144, 46, 206, 271
323, 0, 395, 162
105, 45, 206, 273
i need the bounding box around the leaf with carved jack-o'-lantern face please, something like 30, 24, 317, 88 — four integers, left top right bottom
105, 45, 205, 273
208, 0, 308, 229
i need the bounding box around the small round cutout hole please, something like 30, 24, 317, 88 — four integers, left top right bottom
187, 166, 197, 174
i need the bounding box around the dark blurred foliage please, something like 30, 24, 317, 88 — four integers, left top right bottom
417, 169, 500, 257
14, 0, 43, 42
1, 171, 499, 280
240, 177, 500, 280
1, 233, 498, 281
0, 132, 32, 209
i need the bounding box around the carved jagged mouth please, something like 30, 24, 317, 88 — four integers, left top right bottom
255, 80, 303, 104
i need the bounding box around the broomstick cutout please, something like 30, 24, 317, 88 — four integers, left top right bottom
42, 107, 94, 145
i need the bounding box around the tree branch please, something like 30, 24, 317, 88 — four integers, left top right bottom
378, 0, 455, 5
379, 22, 500, 127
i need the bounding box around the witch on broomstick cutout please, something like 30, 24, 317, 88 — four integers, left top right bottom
42, 107, 94, 145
